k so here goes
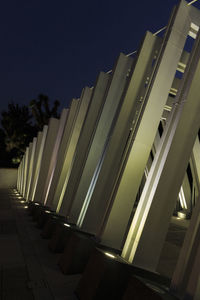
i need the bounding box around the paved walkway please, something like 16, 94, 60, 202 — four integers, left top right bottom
0, 188, 80, 300
0, 188, 190, 299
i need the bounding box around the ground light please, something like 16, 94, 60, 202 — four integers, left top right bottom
104, 252, 116, 259
63, 223, 71, 227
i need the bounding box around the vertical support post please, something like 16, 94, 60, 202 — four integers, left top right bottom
122, 23, 200, 271
53, 87, 93, 212
42, 108, 69, 205
22, 146, 30, 197
28, 126, 48, 202
44, 99, 80, 207
32, 118, 60, 203
25, 137, 37, 201
58, 72, 110, 216
68, 53, 133, 223
80, 31, 162, 242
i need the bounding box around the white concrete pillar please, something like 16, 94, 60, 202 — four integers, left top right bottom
68, 53, 133, 223
45, 99, 80, 207
17, 160, 22, 192
42, 108, 69, 205
22, 146, 29, 197
79, 0, 192, 249
171, 193, 200, 299
121, 18, 200, 271
28, 126, 48, 201
58, 71, 110, 216
25, 137, 37, 200
19, 156, 25, 194
79, 31, 162, 240
23, 143, 32, 199
32, 118, 60, 203
52, 87, 93, 212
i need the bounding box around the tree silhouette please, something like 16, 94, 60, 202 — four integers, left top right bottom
0, 94, 61, 166
1, 102, 37, 164
30, 94, 60, 130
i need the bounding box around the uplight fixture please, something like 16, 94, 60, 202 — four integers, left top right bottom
104, 252, 116, 259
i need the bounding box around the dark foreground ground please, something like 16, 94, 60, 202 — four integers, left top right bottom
0, 188, 80, 300
0, 188, 188, 299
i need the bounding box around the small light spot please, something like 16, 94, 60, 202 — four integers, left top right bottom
105, 252, 116, 259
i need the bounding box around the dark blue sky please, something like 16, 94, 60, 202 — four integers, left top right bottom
0, 0, 199, 114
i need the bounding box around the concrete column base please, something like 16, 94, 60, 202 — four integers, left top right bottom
75, 248, 165, 300
28, 201, 41, 215
58, 231, 96, 275
41, 215, 67, 239
36, 210, 56, 229
75, 247, 132, 299
32, 205, 50, 221
48, 223, 72, 252
122, 276, 162, 300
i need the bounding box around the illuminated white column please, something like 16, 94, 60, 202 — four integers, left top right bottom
32, 118, 60, 203
175, 197, 200, 300
23, 143, 32, 199
58, 72, 110, 216
45, 99, 80, 207
22, 146, 29, 197
79, 31, 162, 238
42, 108, 69, 205
17, 163, 20, 191
67, 53, 133, 222
171, 193, 200, 299
170, 140, 200, 298
122, 24, 200, 271
28, 126, 48, 202
17, 160, 22, 192
17, 160, 22, 191
52, 87, 93, 212
19, 156, 25, 194
25, 137, 37, 200
79, 0, 193, 248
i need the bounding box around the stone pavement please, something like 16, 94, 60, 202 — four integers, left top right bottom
0, 188, 80, 300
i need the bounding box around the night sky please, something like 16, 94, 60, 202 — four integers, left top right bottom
1, 0, 200, 116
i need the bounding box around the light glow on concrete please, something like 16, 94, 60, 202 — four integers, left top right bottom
63, 223, 71, 227
105, 252, 116, 259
